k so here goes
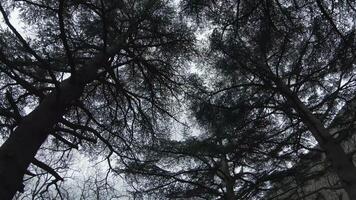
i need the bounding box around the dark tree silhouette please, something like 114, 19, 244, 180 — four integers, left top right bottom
0, 0, 193, 199
1, 0, 356, 199
121, 96, 307, 199
179, 0, 356, 199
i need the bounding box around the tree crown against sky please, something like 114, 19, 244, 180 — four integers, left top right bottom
0, 0, 195, 199
123, 0, 356, 199
0, 0, 356, 199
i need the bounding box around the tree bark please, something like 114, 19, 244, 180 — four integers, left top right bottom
0, 51, 111, 199
274, 79, 356, 200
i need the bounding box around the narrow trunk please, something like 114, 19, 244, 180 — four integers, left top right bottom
225, 181, 236, 200
219, 158, 236, 200
275, 80, 356, 199
0, 50, 112, 199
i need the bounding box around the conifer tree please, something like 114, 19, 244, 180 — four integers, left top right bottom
180, 0, 356, 199
0, 0, 193, 199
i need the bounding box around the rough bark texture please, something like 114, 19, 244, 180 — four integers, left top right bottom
0, 49, 112, 199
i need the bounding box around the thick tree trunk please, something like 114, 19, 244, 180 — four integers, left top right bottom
0, 51, 111, 199
0, 80, 84, 199
275, 80, 356, 200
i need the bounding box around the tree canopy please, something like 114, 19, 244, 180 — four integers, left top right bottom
0, 0, 356, 199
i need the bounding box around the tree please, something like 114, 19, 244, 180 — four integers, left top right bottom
121, 95, 308, 199
173, 0, 356, 199
0, 0, 193, 199
267, 96, 356, 199
2, 0, 356, 199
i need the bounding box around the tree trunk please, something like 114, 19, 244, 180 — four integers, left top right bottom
225, 181, 236, 200
219, 157, 236, 200
0, 51, 111, 199
274, 79, 356, 200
